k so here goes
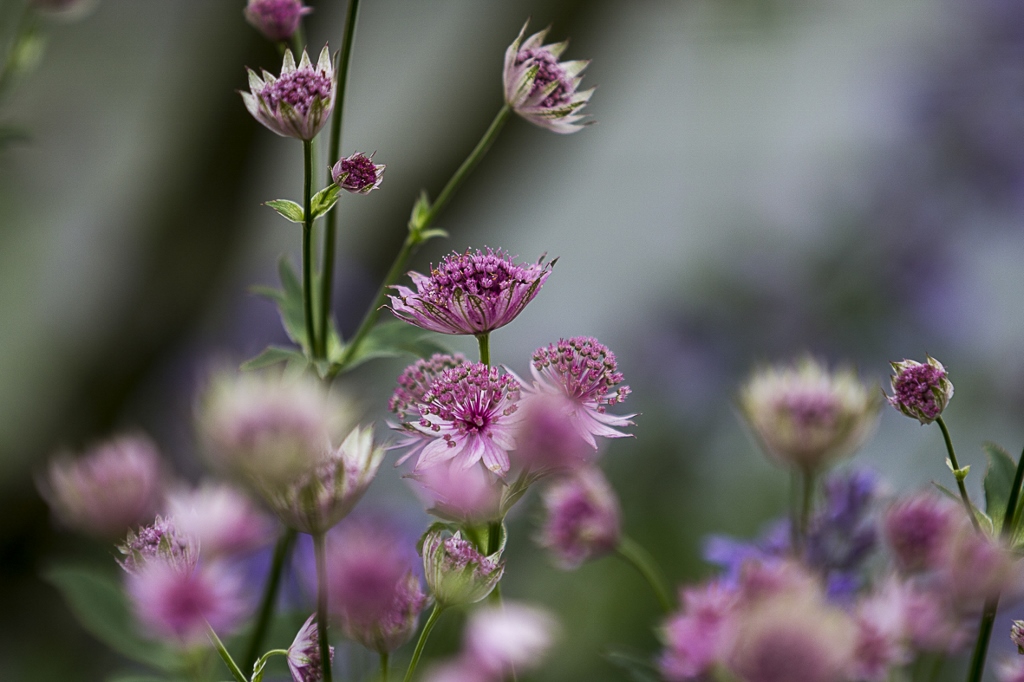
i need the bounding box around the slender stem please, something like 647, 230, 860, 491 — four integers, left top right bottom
403, 604, 444, 682
208, 624, 248, 682
424, 104, 511, 226
936, 416, 980, 532
616, 535, 673, 613
796, 468, 815, 553
319, 0, 361, 357
1002, 445, 1024, 537
477, 333, 491, 367
314, 532, 333, 682
243, 528, 298, 671
380, 652, 389, 682
302, 140, 318, 359
788, 468, 800, 554
486, 519, 501, 554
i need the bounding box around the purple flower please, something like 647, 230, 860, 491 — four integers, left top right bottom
512, 392, 594, 475
326, 520, 427, 653
806, 469, 878, 573
242, 46, 335, 140
849, 581, 912, 682
887, 356, 953, 424
883, 492, 958, 574
389, 353, 467, 465
463, 602, 559, 676
739, 356, 880, 473
287, 613, 334, 682
166, 482, 276, 558
388, 248, 554, 336
244, 0, 311, 42
521, 336, 634, 449
39, 434, 164, 539
537, 467, 621, 569
503, 23, 594, 134
394, 361, 522, 476
1012, 620, 1024, 654
422, 528, 504, 607
659, 583, 738, 680
331, 152, 385, 194
998, 659, 1024, 682
118, 516, 198, 576
408, 460, 504, 525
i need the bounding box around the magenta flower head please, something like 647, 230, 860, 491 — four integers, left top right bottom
388, 248, 554, 336
943, 523, 1018, 606
39, 434, 164, 539
117, 516, 198, 576
537, 467, 621, 570
850, 580, 913, 682
887, 356, 953, 424
244, 0, 311, 42
523, 336, 634, 450
883, 492, 959, 574
242, 45, 335, 140
288, 613, 334, 682
394, 360, 522, 476
326, 520, 427, 653
503, 22, 593, 134
264, 424, 384, 535
659, 583, 738, 680
1012, 620, 1024, 655
166, 483, 276, 558
332, 151, 385, 194
513, 392, 594, 475
463, 602, 559, 676
739, 356, 880, 473
422, 527, 504, 607
999, 659, 1024, 682
408, 460, 504, 525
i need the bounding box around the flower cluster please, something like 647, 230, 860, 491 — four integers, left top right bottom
242, 46, 335, 140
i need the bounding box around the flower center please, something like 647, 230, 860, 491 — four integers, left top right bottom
338, 154, 378, 190
893, 364, 946, 419
777, 392, 840, 430
262, 67, 331, 116
533, 337, 629, 406
423, 249, 533, 304
517, 48, 571, 107
421, 363, 520, 435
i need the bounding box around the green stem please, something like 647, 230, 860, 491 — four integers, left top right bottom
486, 519, 501, 554
243, 528, 297, 671
616, 535, 673, 613
936, 416, 980, 532
314, 532, 333, 682
332, 105, 512, 375
380, 651, 389, 682
208, 624, 248, 682
0, 2, 34, 103
403, 604, 445, 682
796, 468, 816, 553
318, 0, 361, 358
477, 333, 491, 367
302, 140, 318, 359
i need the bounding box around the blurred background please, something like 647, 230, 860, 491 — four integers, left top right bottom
3, 0, 1024, 679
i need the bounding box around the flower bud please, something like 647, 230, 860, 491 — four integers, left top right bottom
421, 528, 504, 607
288, 613, 334, 682
244, 0, 311, 43
537, 467, 621, 569
332, 152, 385, 194
1012, 621, 1024, 655
242, 46, 335, 141
887, 356, 953, 424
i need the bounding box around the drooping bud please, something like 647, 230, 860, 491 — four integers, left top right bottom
421, 528, 504, 607
332, 152, 385, 194
287, 613, 334, 682
537, 467, 621, 569
244, 0, 311, 43
887, 356, 953, 424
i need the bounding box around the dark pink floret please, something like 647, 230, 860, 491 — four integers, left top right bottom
532, 337, 629, 409
334, 153, 379, 191
891, 364, 947, 420
261, 68, 332, 116
516, 48, 572, 107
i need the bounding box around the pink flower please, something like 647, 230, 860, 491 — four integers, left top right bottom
900, 582, 971, 653
887, 356, 953, 424
40, 434, 164, 539
244, 0, 311, 42
408, 460, 504, 525
463, 602, 559, 676
332, 152, 385, 194
522, 337, 633, 449
513, 393, 594, 474
999, 659, 1024, 682
165, 483, 276, 558
1013, 620, 1024, 654
395, 361, 522, 476
503, 23, 594, 134
242, 46, 335, 140
883, 492, 958, 574
287, 613, 334, 682
422, 528, 504, 607
117, 516, 198, 576
326, 520, 427, 653
849, 580, 912, 682
659, 583, 738, 680
388, 248, 554, 336
537, 467, 621, 569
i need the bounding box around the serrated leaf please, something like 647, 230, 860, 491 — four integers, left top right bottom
984, 442, 1017, 533
310, 184, 342, 219
43, 564, 178, 672
241, 345, 308, 371
332, 321, 449, 372
265, 199, 304, 223
603, 650, 661, 682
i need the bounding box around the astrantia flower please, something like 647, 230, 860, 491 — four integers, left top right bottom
408, 460, 504, 525
464, 602, 559, 676
288, 613, 333, 682
883, 492, 958, 574
537, 467, 621, 570
1013, 620, 1024, 654
118, 516, 198, 576
503, 23, 593, 134
998, 659, 1024, 682
389, 353, 468, 462
244, 0, 311, 42
659, 583, 738, 680
523, 336, 633, 449
40, 434, 164, 539
332, 151, 385, 194
398, 361, 522, 475
166, 483, 276, 558
422, 528, 504, 607
887, 356, 953, 424
388, 248, 554, 336
849, 580, 912, 682
242, 46, 335, 140
739, 356, 880, 473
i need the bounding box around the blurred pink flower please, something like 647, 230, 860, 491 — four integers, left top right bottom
513, 393, 594, 475
464, 602, 559, 676
332, 151, 385, 194
388, 248, 553, 336
883, 492, 958, 574
659, 583, 738, 680
117, 516, 198, 576
849, 580, 912, 682
166, 482, 276, 558
408, 460, 504, 525
537, 467, 621, 569
244, 0, 311, 42
242, 46, 335, 140
40, 434, 164, 539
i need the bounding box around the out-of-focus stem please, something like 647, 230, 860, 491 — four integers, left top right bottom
208, 623, 248, 682
243, 528, 297, 671
314, 532, 333, 682
616, 535, 673, 613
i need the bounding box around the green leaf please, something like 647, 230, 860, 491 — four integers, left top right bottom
264, 199, 304, 223
408, 190, 431, 232
602, 650, 661, 682
332, 321, 449, 372
310, 184, 342, 219
43, 564, 178, 672
252, 257, 309, 350
984, 442, 1017, 533
241, 345, 308, 371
